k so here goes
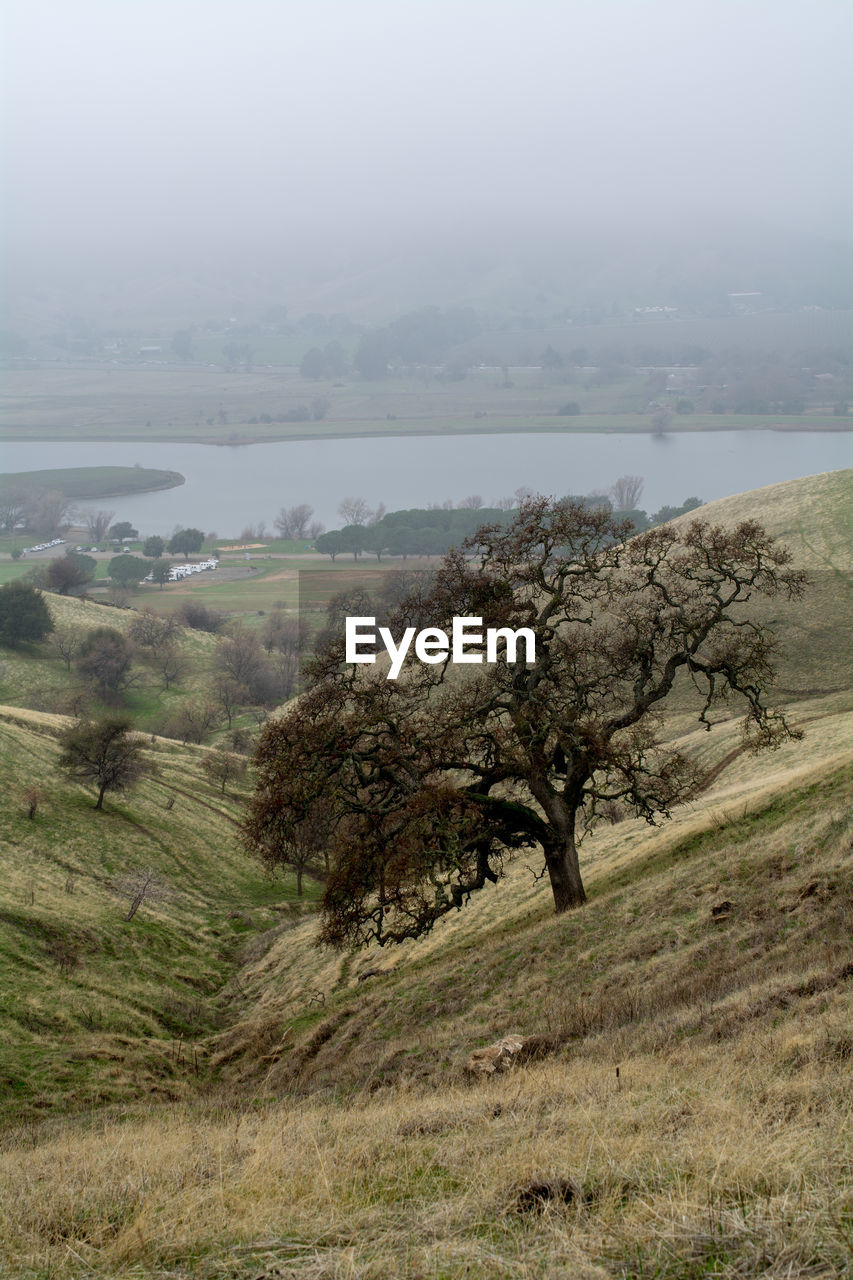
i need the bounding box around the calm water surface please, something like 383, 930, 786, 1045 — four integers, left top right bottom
2, 432, 850, 536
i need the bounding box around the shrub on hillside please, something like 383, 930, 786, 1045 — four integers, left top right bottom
0, 580, 54, 648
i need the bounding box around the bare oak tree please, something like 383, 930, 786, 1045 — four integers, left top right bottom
85, 510, 116, 543
244, 498, 805, 948
112, 867, 171, 920
50, 627, 85, 671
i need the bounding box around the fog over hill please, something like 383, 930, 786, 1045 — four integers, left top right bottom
3, 0, 851, 332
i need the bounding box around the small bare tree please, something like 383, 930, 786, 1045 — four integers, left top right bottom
162, 701, 220, 745
337, 496, 371, 526
85, 510, 116, 543
24, 786, 46, 819
51, 626, 84, 671
129, 609, 184, 652
113, 867, 171, 921
202, 748, 247, 795
274, 504, 315, 539
211, 675, 246, 729
0, 486, 28, 534
610, 475, 644, 510
458, 495, 483, 509
150, 643, 187, 691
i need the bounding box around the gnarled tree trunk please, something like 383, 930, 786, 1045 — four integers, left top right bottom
543, 836, 586, 911
533, 786, 587, 912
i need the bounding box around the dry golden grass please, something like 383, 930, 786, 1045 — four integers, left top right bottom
217, 693, 853, 1020
1, 1028, 850, 1278
1, 472, 851, 1277
1, 699, 848, 1276
668, 467, 852, 571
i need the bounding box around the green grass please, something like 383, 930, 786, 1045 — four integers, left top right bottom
0, 472, 850, 1277
0, 707, 318, 1124
0, 466, 184, 499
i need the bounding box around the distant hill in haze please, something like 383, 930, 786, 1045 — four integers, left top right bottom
6, 213, 851, 336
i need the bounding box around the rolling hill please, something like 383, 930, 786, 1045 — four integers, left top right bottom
0, 470, 850, 1279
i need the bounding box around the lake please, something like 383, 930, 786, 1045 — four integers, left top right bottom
2, 431, 850, 537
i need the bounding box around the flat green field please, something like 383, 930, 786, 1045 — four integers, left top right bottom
0, 465, 184, 498
1, 364, 846, 443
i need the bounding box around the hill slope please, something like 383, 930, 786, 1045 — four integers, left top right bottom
0, 470, 850, 1278
0, 706, 314, 1123
0, 698, 849, 1279
668, 467, 852, 572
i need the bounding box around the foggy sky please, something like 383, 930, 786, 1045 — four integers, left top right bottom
3, 0, 851, 282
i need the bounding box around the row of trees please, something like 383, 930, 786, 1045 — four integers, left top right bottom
312, 485, 704, 562
13, 530, 208, 600
350, 307, 483, 379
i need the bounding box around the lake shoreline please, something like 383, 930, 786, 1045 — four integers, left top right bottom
2, 434, 849, 538
1, 419, 850, 448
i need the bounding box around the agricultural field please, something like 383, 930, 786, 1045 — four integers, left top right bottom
1, 361, 847, 445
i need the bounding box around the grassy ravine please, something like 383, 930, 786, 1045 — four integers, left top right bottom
0, 466, 184, 501
0, 705, 317, 1127
0, 471, 851, 1278
0, 705, 850, 1278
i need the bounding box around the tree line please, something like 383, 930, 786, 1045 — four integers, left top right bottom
313, 482, 704, 561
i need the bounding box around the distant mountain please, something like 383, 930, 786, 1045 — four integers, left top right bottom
6, 212, 851, 336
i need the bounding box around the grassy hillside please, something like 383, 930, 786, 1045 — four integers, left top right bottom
0, 705, 315, 1125
668, 467, 852, 573
0, 471, 850, 1278
0, 696, 849, 1278
207, 690, 853, 1091
0, 593, 226, 734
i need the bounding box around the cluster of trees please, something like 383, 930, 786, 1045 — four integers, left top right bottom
299, 341, 347, 380
0, 486, 73, 539
274, 504, 324, 540
17, 529, 206, 600
246, 399, 329, 425
0, 575, 305, 753
352, 307, 482, 379
42, 551, 98, 595
313, 482, 704, 561
243, 498, 805, 946
316, 504, 514, 561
